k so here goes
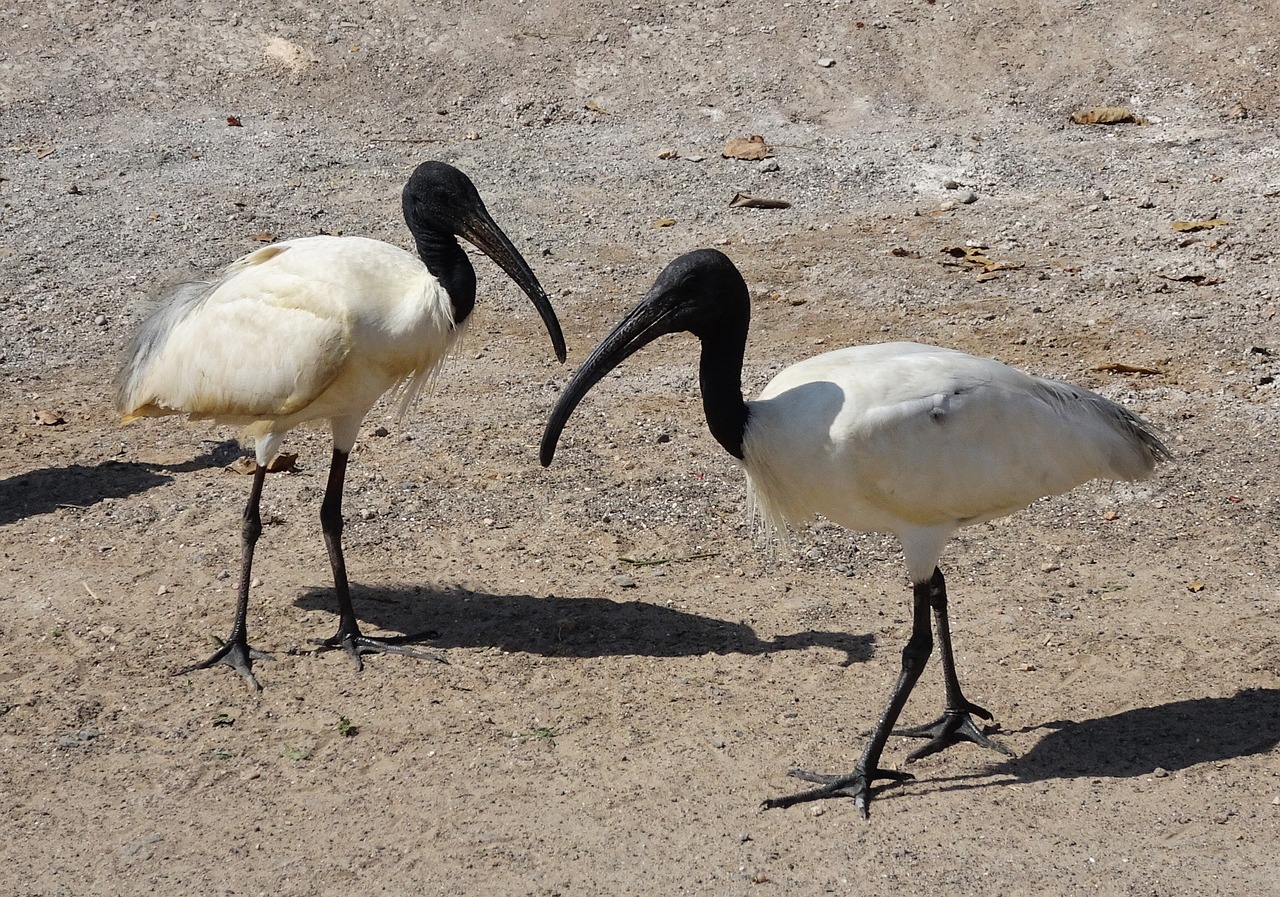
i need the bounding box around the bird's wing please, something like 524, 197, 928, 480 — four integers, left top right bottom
748, 344, 1163, 532
117, 243, 351, 422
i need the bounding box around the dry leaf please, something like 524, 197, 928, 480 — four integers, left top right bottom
228, 453, 297, 474
890, 247, 921, 259
1103, 510, 1119, 521
585, 100, 610, 114
722, 135, 771, 161
729, 192, 791, 209
940, 245, 1022, 278
652, 218, 676, 228
36, 146, 57, 159
1070, 107, 1147, 126
266, 452, 298, 473
227, 457, 258, 475
1187, 580, 1205, 593
657, 149, 679, 160
33, 409, 65, 426
1094, 362, 1164, 375
1171, 219, 1229, 232
253, 232, 276, 243
226, 115, 243, 127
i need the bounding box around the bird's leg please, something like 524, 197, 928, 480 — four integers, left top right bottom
311, 448, 446, 669
894, 567, 1015, 761
179, 462, 272, 691
762, 580, 935, 818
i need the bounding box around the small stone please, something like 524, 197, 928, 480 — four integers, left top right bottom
94, 314, 107, 326
372, 425, 390, 437
1153, 767, 1169, 778
757, 158, 779, 173
817, 57, 835, 67
1041, 563, 1061, 573
610, 574, 637, 589
957, 189, 978, 204
942, 178, 960, 190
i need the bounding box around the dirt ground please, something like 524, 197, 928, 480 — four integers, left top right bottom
3, 1, 1279, 894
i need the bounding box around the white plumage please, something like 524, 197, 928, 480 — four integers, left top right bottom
119, 237, 462, 457
118, 161, 566, 689
541, 248, 1169, 817
744, 342, 1162, 582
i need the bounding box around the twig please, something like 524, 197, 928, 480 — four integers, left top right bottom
619, 552, 720, 567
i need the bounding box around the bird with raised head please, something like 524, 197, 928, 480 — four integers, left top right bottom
117, 160, 566, 690
541, 248, 1170, 817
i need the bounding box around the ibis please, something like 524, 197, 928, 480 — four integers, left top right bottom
541, 248, 1169, 816
117, 161, 566, 690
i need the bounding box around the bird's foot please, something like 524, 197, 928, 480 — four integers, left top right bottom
894, 703, 1015, 762
178, 637, 271, 692
761, 766, 914, 819
311, 628, 447, 672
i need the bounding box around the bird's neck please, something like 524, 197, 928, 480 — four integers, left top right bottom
698, 333, 749, 460
413, 230, 477, 325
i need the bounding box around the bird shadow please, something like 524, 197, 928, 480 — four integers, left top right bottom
913, 688, 1280, 797
293, 583, 874, 663
0, 440, 242, 526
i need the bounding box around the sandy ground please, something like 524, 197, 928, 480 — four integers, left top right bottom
2, 1, 1279, 894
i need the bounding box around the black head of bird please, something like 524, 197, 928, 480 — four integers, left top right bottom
541, 247, 751, 465
403, 160, 566, 363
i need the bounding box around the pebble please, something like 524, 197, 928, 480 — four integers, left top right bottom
610, 574, 637, 589
817, 57, 835, 67
94, 314, 107, 326
758, 158, 779, 173
956, 189, 978, 204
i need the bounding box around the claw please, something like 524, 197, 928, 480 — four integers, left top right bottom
179, 637, 271, 692
762, 766, 914, 818
896, 709, 1015, 762
311, 629, 447, 671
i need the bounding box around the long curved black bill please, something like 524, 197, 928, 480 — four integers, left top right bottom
460, 212, 567, 363
540, 291, 683, 467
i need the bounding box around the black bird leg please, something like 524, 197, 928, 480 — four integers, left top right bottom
311, 448, 446, 668
762, 576, 937, 818
893, 567, 1015, 760
179, 461, 273, 691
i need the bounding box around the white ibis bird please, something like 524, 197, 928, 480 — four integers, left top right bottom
541, 248, 1169, 817
117, 160, 566, 690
